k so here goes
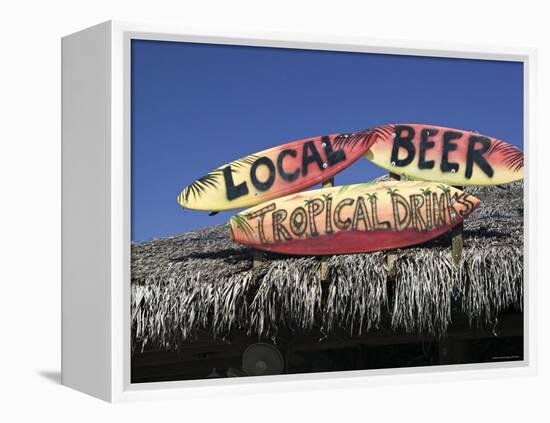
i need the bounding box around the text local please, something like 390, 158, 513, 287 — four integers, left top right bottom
223, 136, 347, 201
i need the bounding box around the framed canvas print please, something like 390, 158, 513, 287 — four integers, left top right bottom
61, 21, 537, 402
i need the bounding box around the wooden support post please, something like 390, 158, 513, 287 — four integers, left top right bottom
451, 222, 464, 265
322, 177, 334, 188
320, 177, 334, 282
320, 257, 330, 282
386, 254, 397, 279
252, 249, 264, 269
386, 172, 400, 277
450, 185, 464, 265
388, 172, 401, 180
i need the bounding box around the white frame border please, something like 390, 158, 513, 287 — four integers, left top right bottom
109, 20, 537, 403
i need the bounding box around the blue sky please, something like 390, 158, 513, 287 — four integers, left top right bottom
131, 39, 523, 242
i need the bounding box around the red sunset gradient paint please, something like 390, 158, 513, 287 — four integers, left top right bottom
230, 181, 480, 255
178, 129, 377, 212
364, 124, 523, 186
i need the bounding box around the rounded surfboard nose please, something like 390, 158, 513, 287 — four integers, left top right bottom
230, 181, 480, 256
177, 130, 377, 212
364, 124, 523, 186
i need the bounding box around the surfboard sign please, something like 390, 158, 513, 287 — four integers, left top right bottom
177, 130, 377, 212
230, 181, 480, 256
364, 124, 523, 186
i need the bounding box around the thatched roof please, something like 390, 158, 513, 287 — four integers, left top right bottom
132, 180, 523, 351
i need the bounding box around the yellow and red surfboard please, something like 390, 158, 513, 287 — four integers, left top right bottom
177, 130, 376, 212
230, 181, 480, 255
364, 124, 523, 186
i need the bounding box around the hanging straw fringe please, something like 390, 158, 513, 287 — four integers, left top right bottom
131, 182, 523, 351
324, 253, 387, 335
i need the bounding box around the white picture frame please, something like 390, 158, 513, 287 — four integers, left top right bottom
61, 20, 537, 402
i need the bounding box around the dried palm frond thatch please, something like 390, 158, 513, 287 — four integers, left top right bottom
132, 180, 523, 352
